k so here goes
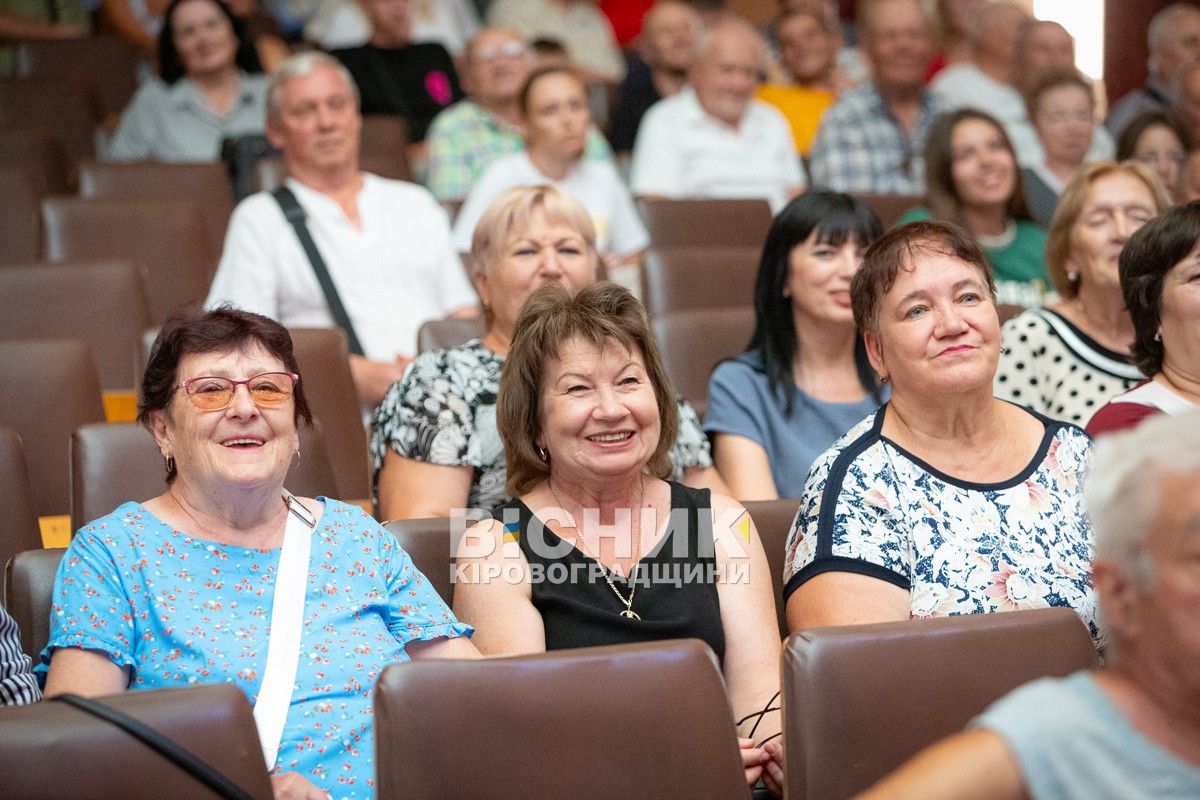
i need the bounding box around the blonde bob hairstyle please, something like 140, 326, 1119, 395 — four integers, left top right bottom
469, 185, 600, 329
1044, 160, 1170, 299
497, 281, 679, 496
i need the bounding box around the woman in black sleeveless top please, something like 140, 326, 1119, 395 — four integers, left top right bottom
453, 282, 783, 793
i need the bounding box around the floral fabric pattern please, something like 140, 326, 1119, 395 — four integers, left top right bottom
783, 408, 1101, 645
39, 499, 471, 800
371, 339, 713, 513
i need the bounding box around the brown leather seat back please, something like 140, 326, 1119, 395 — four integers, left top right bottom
0, 683, 274, 800
652, 306, 755, 417
416, 317, 486, 353
0, 128, 69, 194
374, 639, 748, 800
360, 114, 412, 182
70, 421, 340, 532
783, 607, 1100, 800
41, 197, 216, 324
13, 37, 139, 120
0, 339, 106, 517
0, 164, 43, 263
857, 193, 922, 229
4, 547, 65, 662
0, 427, 42, 587
78, 159, 235, 256
0, 77, 98, 171
0, 261, 150, 392
381, 516, 457, 606
288, 328, 371, 502
637, 197, 773, 249
743, 497, 801, 639
641, 245, 762, 316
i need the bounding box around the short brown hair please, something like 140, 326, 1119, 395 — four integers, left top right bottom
497, 281, 679, 496
1044, 160, 1171, 298
139, 305, 312, 483
1119, 201, 1200, 376
1024, 66, 1093, 123
852, 220, 996, 333
517, 65, 586, 117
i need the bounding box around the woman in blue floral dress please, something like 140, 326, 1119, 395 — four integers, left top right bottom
783, 220, 1100, 647
40, 307, 477, 800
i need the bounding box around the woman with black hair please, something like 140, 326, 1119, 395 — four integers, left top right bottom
108, 0, 267, 162
703, 189, 886, 501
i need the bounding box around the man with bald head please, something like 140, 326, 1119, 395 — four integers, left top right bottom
630, 17, 805, 211
807, 0, 940, 193
608, 0, 700, 152
1107, 3, 1200, 138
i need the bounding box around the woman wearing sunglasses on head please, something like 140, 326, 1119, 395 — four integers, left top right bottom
39, 306, 478, 800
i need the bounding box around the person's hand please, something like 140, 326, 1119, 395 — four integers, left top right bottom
739, 737, 770, 788
349, 354, 411, 406
270, 771, 329, 799
761, 739, 784, 797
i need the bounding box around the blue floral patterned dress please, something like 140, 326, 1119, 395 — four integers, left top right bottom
39, 499, 472, 800
783, 406, 1101, 645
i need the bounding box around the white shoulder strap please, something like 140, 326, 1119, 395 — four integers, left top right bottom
253, 491, 317, 769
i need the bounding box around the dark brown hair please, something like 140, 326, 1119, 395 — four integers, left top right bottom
517, 65, 586, 117
497, 281, 679, 496
1119, 201, 1200, 375
852, 220, 996, 333
139, 306, 312, 482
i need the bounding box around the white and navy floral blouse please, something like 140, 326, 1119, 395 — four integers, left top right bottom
370, 339, 713, 513
783, 406, 1101, 646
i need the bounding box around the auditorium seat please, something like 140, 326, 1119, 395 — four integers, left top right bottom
744, 497, 801, 639
381, 516, 461, 606
0, 683, 274, 800
857, 193, 922, 229
0, 339, 105, 518
0, 128, 69, 194
41, 196, 217, 324
641, 244, 761, 316
0, 261, 150, 395
651, 305, 755, 417
70, 420, 339, 532
13, 37, 139, 122
637, 197, 773, 249
360, 114, 413, 182
374, 639, 748, 800
4, 546, 64, 661
0, 77, 98, 174
0, 427, 42, 587
782, 607, 1100, 800
288, 328, 372, 503
0, 164, 43, 264
416, 316, 485, 353
78, 159, 235, 256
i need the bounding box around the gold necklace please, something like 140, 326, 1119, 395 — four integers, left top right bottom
548, 477, 644, 620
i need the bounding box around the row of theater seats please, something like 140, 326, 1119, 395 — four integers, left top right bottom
0, 605, 1096, 800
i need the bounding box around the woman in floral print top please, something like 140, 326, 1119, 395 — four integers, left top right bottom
39, 307, 477, 800
783, 221, 1100, 648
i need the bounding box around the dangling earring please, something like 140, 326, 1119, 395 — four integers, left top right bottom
165, 455, 175, 474
1154, 331, 1162, 342
292, 448, 301, 467
537, 446, 548, 462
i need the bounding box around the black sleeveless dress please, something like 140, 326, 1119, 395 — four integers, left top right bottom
499, 481, 726, 663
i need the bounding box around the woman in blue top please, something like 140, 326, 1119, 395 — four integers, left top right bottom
704, 189, 886, 500
40, 307, 477, 800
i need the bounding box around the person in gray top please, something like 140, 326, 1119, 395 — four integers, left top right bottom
857, 409, 1200, 800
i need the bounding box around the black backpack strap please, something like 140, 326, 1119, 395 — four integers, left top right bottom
54, 693, 256, 800
272, 185, 366, 356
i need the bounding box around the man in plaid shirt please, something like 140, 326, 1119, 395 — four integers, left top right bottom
808, 0, 941, 195
425, 27, 613, 201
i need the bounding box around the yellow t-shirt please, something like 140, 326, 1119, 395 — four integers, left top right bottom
754, 84, 834, 156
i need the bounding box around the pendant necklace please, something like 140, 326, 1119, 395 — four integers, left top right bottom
549, 477, 644, 620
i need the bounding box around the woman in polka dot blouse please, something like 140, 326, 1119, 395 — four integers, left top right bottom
994, 161, 1170, 427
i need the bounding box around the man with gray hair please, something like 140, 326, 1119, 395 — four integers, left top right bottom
1107, 3, 1200, 138
858, 409, 1200, 800
206, 52, 478, 405
630, 17, 805, 212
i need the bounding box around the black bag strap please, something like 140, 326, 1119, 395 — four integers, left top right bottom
272, 185, 366, 356
54, 693, 256, 800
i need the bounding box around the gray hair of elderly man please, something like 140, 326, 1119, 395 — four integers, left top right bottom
691, 16, 765, 63
1086, 409, 1200, 590
266, 51, 361, 122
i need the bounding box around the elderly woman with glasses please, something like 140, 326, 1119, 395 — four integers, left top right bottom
39, 306, 477, 800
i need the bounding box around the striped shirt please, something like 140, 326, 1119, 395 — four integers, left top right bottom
0, 605, 40, 705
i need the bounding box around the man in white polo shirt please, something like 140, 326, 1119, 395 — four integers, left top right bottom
206, 51, 477, 405
630, 17, 806, 213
